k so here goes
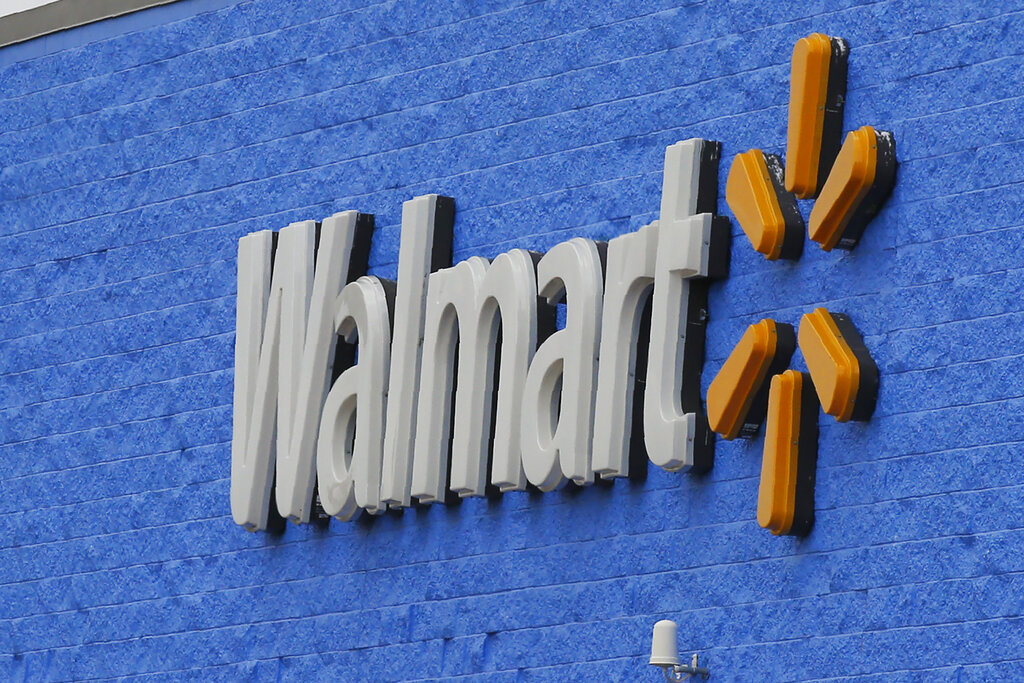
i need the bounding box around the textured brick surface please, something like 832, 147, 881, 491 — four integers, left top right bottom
2, 0, 1023, 680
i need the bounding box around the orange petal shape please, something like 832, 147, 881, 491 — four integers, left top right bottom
757, 370, 818, 536
798, 308, 878, 422
726, 150, 803, 260
785, 33, 848, 199
707, 320, 795, 440
809, 126, 897, 251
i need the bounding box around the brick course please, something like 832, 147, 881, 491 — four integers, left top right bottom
2, 0, 1023, 680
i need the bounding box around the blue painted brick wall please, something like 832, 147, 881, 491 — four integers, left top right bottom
2, 0, 1023, 680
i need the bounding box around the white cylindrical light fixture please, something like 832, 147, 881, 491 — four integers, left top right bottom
649, 619, 680, 666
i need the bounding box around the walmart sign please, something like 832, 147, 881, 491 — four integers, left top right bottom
230, 139, 727, 530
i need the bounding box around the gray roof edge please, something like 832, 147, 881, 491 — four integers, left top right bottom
0, 0, 180, 49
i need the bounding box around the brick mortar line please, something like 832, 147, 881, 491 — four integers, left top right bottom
7, 479, 1020, 558
0, 0, 699, 145
0, 0, 1009, 200
714, 613, 1024, 652
880, 351, 1024, 377
0, 475, 227, 516
715, 285, 1024, 327
3, 394, 1019, 494
0, 256, 233, 317
0, 212, 1014, 330
3, 347, 1008, 439
896, 175, 1024, 207
897, 218, 1024, 249
0, 65, 787, 237
0, 429, 229, 483
0, 403, 229, 456
3, 437, 1019, 529
0, 359, 231, 412
876, 305, 1024, 334
0, 388, 1011, 476
0, 398, 233, 455
0, 331, 232, 388
895, 223, 1024, 252
0, 483, 229, 549
0, 292, 234, 369
3, 499, 1022, 593
0, 0, 420, 106
0, 112, 1013, 278
0, 366, 232, 419
0, 476, 229, 515
12, 561, 1024, 659
35, 611, 1024, 683
0, 0, 905, 155
3, 54, 1002, 236
802, 657, 1024, 682
5, 521, 1020, 626
1, 127, 1015, 282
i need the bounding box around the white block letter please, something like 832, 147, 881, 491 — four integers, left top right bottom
230, 231, 279, 531
380, 195, 455, 507
231, 212, 372, 530
410, 250, 540, 501
644, 139, 726, 472
317, 277, 393, 520
480, 250, 540, 492
276, 212, 372, 523
591, 222, 658, 478
410, 258, 487, 503
520, 238, 604, 490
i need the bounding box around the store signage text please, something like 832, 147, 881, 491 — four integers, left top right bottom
230, 139, 730, 529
